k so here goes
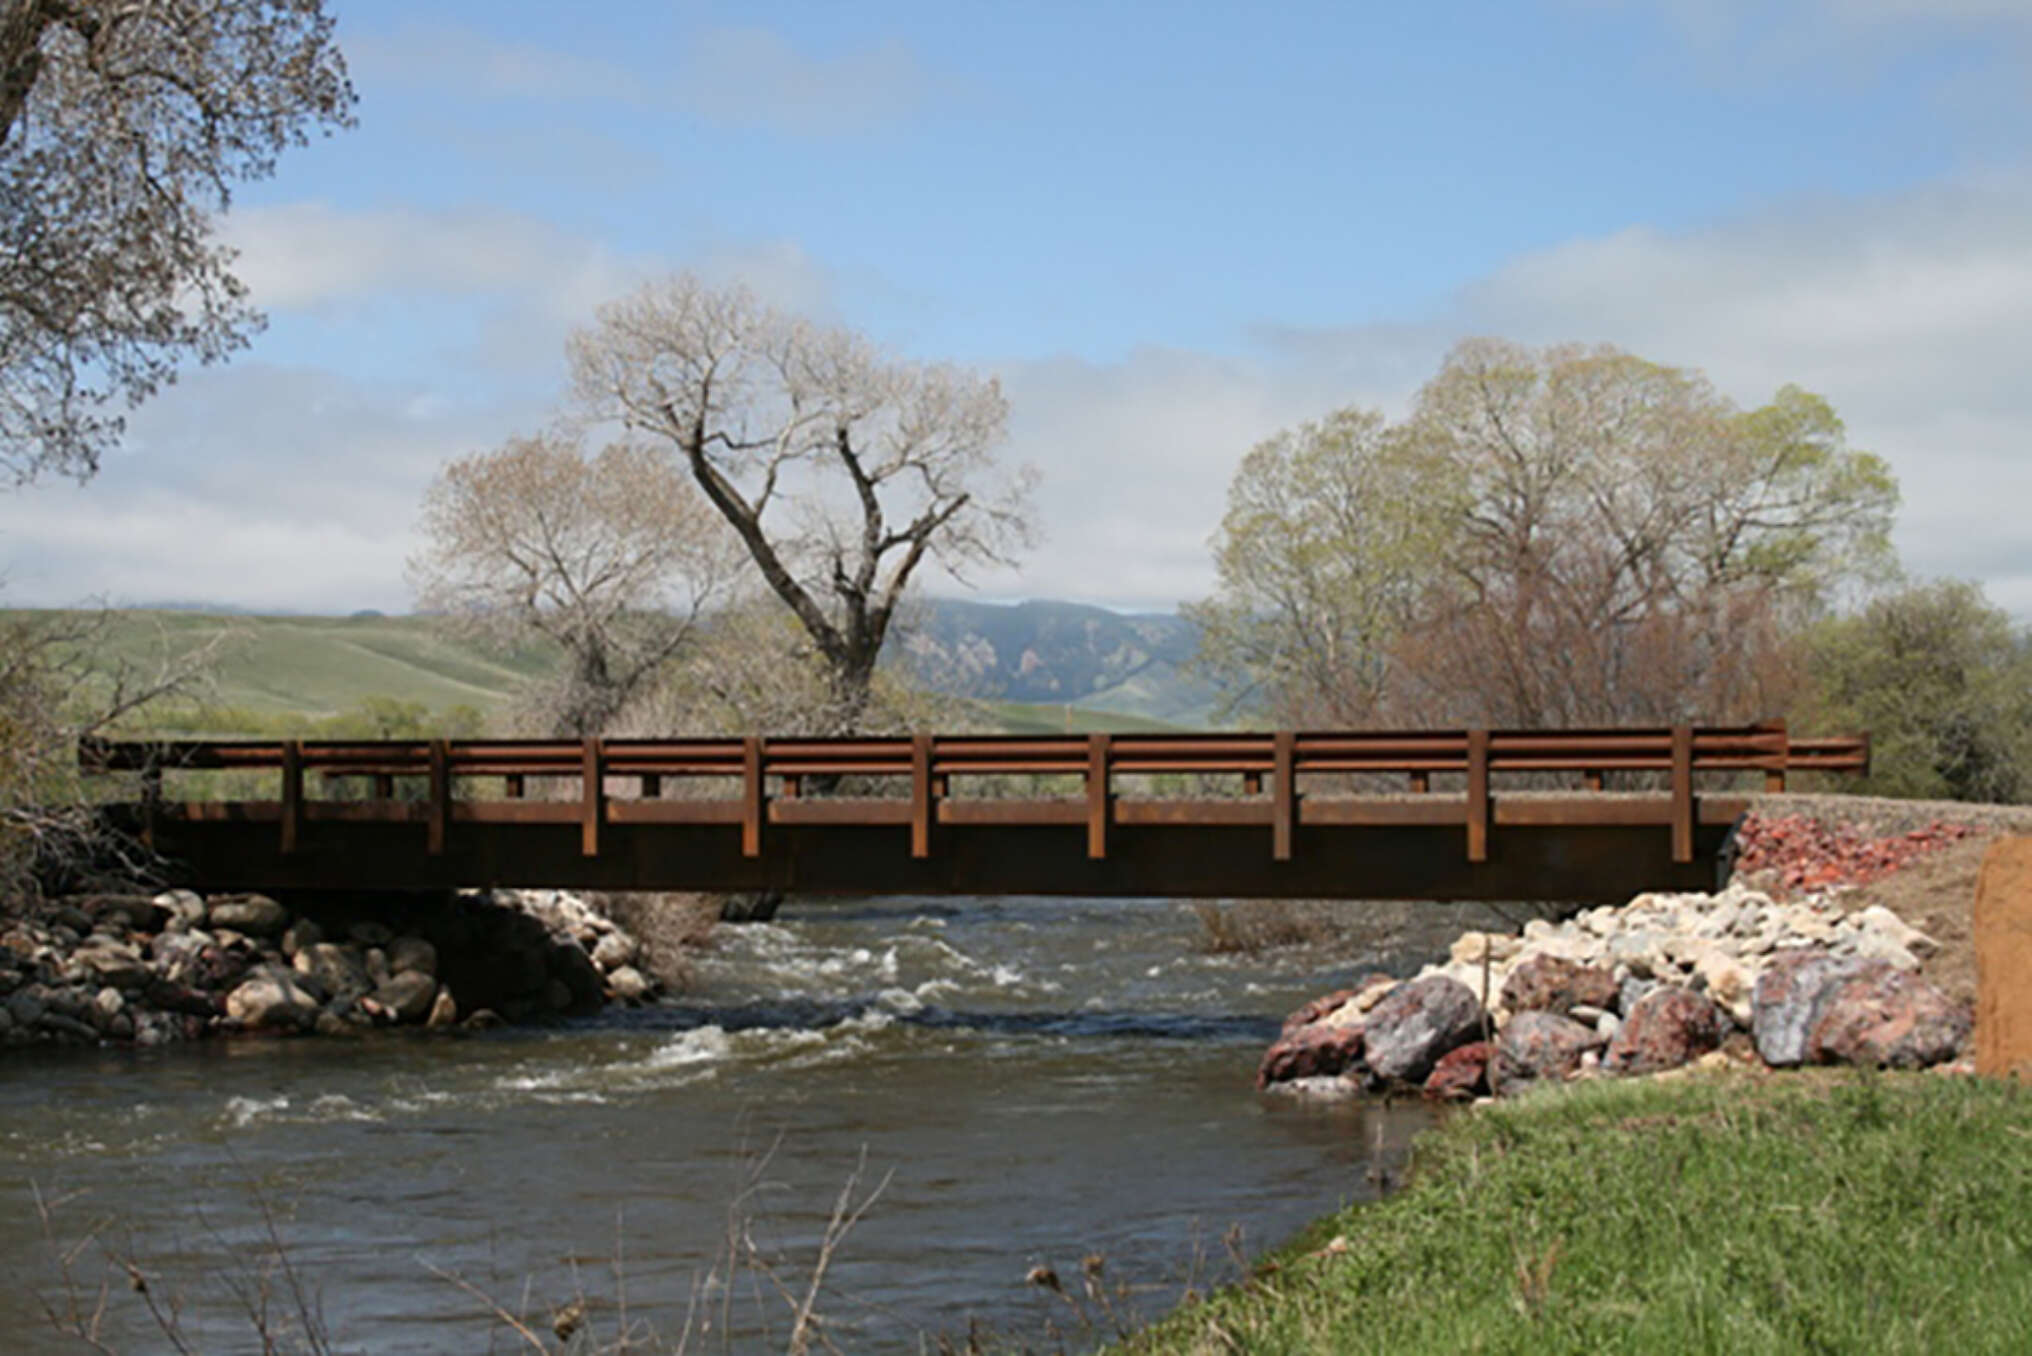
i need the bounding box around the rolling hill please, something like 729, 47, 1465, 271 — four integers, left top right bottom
21, 599, 1215, 731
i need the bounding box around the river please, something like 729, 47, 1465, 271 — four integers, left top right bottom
0, 894, 1477, 1352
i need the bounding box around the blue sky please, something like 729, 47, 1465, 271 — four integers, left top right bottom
5, 0, 2031, 613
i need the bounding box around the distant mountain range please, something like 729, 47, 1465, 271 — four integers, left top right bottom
892, 598, 1217, 726
42, 597, 1218, 728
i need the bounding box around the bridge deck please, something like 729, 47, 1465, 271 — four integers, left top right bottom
82, 725, 1866, 902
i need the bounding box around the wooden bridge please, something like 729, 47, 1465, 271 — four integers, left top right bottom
81, 723, 1866, 903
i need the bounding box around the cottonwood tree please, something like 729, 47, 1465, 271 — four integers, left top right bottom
567, 275, 1036, 733
0, 0, 354, 482
1187, 408, 1455, 726
1193, 340, 1899, 729
409, 434, 740, 737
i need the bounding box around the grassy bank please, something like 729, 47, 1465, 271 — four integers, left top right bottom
1120, 1071, 2032, 1355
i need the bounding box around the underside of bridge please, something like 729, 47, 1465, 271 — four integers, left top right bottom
112, 797, 1745, 904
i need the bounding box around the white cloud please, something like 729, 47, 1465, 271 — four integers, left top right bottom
12, 173, 2032, 623
347, 22, 649, 104
675, 27, 933, 136
347, 20, 933, 137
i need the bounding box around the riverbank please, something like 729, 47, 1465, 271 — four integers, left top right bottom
1117, 1068, 2032, 1354
0, 886, 674, 1046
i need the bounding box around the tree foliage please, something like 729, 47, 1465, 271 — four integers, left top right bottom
567, 274, 1036, 732
409, 434, 739, 737
1184, 408, 1452, 725
0, 0, 355, 482
1803, 580, 2032, 803
1194, 340, 1899, 729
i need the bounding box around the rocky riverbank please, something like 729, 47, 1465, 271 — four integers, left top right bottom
1260, 825, 1980, 1100
0, 887, 666, 1047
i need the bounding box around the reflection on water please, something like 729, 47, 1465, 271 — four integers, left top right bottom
0, 896, 1453, 1352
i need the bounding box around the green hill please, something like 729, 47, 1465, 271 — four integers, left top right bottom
19, 611, 555, 722
24, 599, 1212, 733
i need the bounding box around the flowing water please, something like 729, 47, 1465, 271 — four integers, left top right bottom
0, 896, 1473, 1352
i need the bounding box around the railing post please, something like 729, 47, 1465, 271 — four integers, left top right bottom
504, 773, 524, 800
1762, 716, 1788, 794
1584, 769, 1605, 793
140, 760, 163, 850
1087, 733, 1111, 860
280, 739, 303, 855
1272, 730, 1295, 862
742, 737, 764, 858
1672, 724, 1694, 864
428, 739, 450, 856
911, 734, 934, 859
641, 772, 662, 800
373, 773, 395, 800
582, 738, 603, 858
1466, 729, 1490, 863
1408, 771, 1429, 794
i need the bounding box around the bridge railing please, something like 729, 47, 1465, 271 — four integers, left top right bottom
80, 722, 1866, 867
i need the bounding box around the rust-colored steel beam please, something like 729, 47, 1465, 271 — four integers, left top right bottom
77, 725, 1868, 903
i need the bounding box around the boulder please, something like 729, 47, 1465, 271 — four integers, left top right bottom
1806, 963, 1969, 1069
1501, 955, 1619, 1018
1853, 904, 1938, 959
208, 895, 289, 937
366, 971, 438, 1024
1360, 975, 1484, 1087
6, 990, 45, 1027
388, 935, 438, 979
74, 941, 151, 990
1423, 1041, 1492, 1101
1604, 986, 1721, 1076
142, 977, 223, 1018
1751, 950, 1860, 1067
1280, 987, 1358, 1035
224, 967, 321, 1030
604, 965, 653, 1005
153, 890, 208, 931
77, 894, 170, 933
280, 918, 323, 958
1493, 1011, 1606, 1096
293, 943, 372, 1000
1257, 1021, 1364, 1088
349, 921, 395, 947
590, 931, 639, 972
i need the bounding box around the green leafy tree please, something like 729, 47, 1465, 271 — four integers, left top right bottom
1804, 580, 2032, 803
1193, 340, 1900, 729
1185, 408, 1455, 725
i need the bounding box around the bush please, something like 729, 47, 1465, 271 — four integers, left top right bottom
1804, 579, 2032, 803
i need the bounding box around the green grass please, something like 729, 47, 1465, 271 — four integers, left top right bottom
14, 610, 555, 720
16, 610, 1203, 735
1118, 1071, 2032, 1355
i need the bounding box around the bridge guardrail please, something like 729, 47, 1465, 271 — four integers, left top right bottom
81, 722, 1866, 869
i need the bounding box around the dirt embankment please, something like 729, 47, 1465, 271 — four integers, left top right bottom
1742, 793, 2032, 1012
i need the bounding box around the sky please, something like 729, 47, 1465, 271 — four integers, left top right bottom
3, 0, 2031, 616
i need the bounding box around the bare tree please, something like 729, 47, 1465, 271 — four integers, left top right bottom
0, 0, 355, 482
567, 274, 1037, 733
408, 433, 739, 737
2, 609, 222, 906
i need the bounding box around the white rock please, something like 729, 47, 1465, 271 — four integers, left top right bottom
1850, 933, 1922, 973
1855, 905, 1938, 959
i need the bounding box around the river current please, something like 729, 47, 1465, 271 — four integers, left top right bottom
0, 895, 1475, 1352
